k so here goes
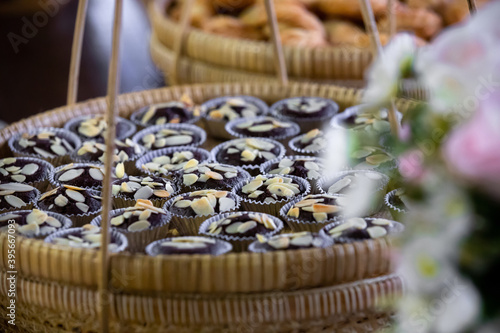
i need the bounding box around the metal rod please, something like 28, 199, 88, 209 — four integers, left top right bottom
467, 0, 477, 14
67, 0, 88, 105
99, 0, 123, 332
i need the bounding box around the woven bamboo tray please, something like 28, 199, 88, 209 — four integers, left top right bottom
0, 82, 411, 331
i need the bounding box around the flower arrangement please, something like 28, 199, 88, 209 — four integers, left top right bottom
323, 2, 500, 331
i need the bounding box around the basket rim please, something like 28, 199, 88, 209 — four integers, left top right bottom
0, 82, 412, 294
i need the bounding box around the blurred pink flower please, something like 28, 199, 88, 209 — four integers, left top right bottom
399, 149, 425, 181
444, 92, 500, 198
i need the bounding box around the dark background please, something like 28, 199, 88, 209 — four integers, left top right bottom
0, 0, 165, 125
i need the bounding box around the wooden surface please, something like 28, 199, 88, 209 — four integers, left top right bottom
0, 0, 164, 124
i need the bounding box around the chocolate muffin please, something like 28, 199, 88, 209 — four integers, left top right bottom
145, 236, 232, 256
111, 175, 177, 208
288, 129, 327, 155
137, 147, 212, 177
0, 209, 72, 238
0, 183, 39, 213
225, 116, 300, 140
179, 161, 250, 190
64, 115, 136, 143
45, 224, 127, 252
73, 139, 144, 164
319, 170, 389, 196
321, 217, 404, 243
131, 94, 201, 127
203, 96, 267, 122
133, 124, 206, 151
261, 156, 323, 181
37, 185, 101, 225
0, 157, 53, 188
212, 138, 285, 173
52, 163, 126, 190
249, 232, 330, 252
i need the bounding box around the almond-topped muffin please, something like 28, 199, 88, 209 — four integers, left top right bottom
165, 190, 240, 235
131, 94, 201, 127
137, 147, 212, 177
145, 236, 232, 256
350, 145, 396, 171
91, 199, 171, 252
180, 161, 250, 191
64, 115, 136, 143
45, 224, 128, 252
8, 128, 81, 165
199, 211, 283, 251
0, 157, 53, 189
212, 138, 285, 174
261, 156, 323, 181
249, 232, 331, 252
271, 97, 338, 132
133, 124, 206, 150
37, 185, 102, 225
0, 183, 39, 213
288, 129, 327, 155
0, 209, 72, 238
73, 139, 144, 164
319, 170, 389, 196
321, 217, 404, 243
225, 116, 300, 141
51, 163, 126, 190
203, 96, 267, 122
111, 175, 177, 208
280, 194, 344, 232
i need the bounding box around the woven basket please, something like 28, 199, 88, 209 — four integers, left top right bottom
0, 82, 412, 331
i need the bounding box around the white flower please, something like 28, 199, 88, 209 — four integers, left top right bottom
320, 127, 349, 176
362, 33, 418, 106
432, 278, 480, 333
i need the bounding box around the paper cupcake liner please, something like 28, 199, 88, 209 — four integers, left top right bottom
384, 189, 407, 222
130, 105, 202, 130
131, 123, 207, 153
224, 116, 301, 146
49, 163, 125, 191
63, 115, 137, 142
36, 188, 102, 227
134, 146, 213, 180
198, 211, 284, 252
319, 218, 405, 244
279, 195, 344, 233
112, 180, 180, 210
0, 210, 73, 239
247, 232, 334, 253
69, 145, 145, 176
144, 236, 233, 257
201, 95, 269, 140
164, 191, 241, 236
211, 138, 286, 176
232, 174, 311, 217
288, 134, 326, 156
316, 170, 389, 215
1, 157, 54, 192
270, 97, 339, 134
0, 186, 40, 215
329, 104, 403, 130
44, 226, 128, 253
178, 164, 251, 193
260, 155, 325, 194
8, 127, 82, 167
90, 208, 171, 253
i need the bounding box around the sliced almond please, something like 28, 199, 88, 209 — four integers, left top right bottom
290, 234, 313, 247
183, 159, 199, 170
26, 209, 48, 225
248, 124, 274, 132
11, 174, 26, 182
76, 202, 89, 213
327, 177, 352, 194
18, 223, 40, 237
20, 163, 39, 176
241, 149, 256, 162
134, 186, 154, 200
242, 179, 263, 193
2, 157, 16, 165
237, 221, 257, 233
5, 195, 26, 208
225, 222, 243, 234
183, 174, 199, 186
205, 170, 223, 180
40, 188, 58, 200
312, 204, 340, 214
219, 197, 236, 212
268, 236, 289, 249
89, 167, 104, 181
128, 220, 151, 232
0, 183, 35, 192
54, 194, 69, 207
58, 168, 84, 182
66, 189, 86, 202
365, 154, 392, 165
213, 191, 228, 198
287, 207, 300, 218
139, 209, 152, 220
163, 135, 193, 146
174, 199, 192, 208
190, 197, 214, 216
153, 190, 171, 198
366, 226, 387, 238
313, 213, 328, 222
115, 163, 125, 179
45, 216, 62, 228
34, 147, 55, 158
50, 144, 68, 156
372, 218, 392, 226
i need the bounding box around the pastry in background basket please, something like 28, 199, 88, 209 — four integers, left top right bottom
315, 0, 388, 19
202, 15, 264, 40
168, 0, 215, 28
